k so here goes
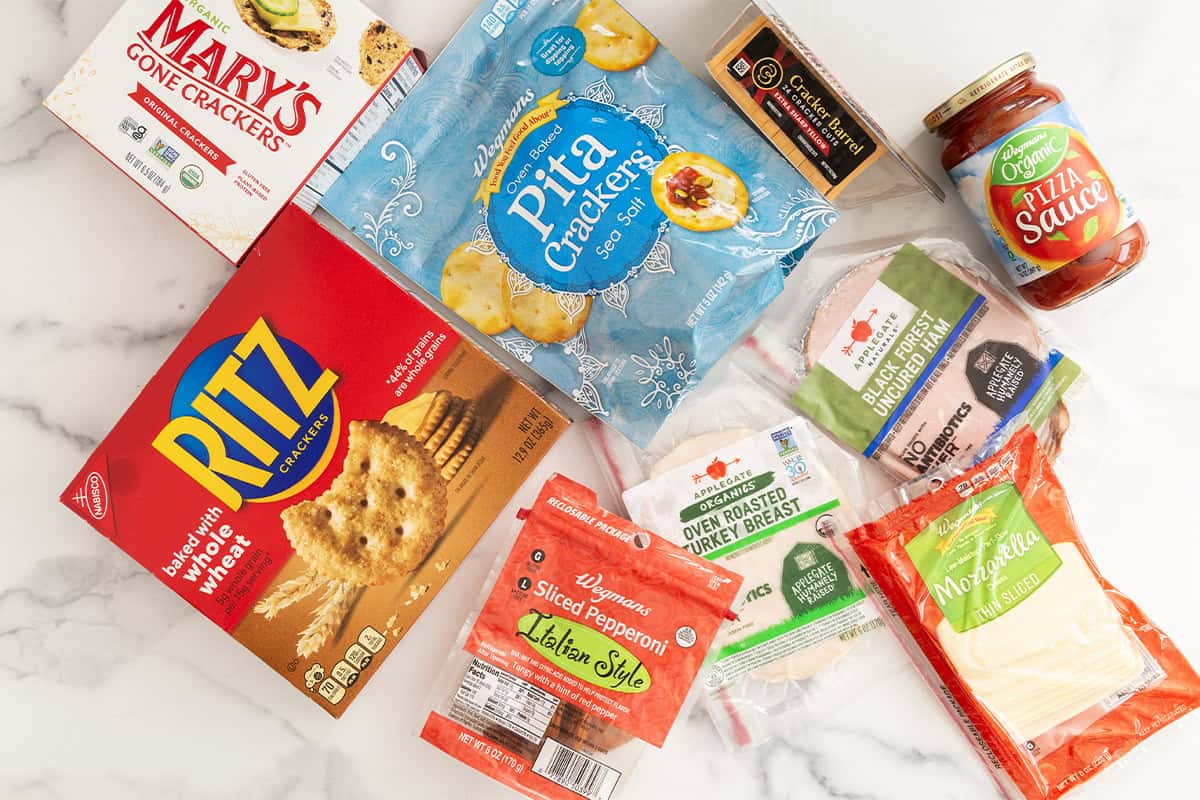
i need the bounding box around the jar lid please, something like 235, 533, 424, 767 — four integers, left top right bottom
923, 52, 1037, 131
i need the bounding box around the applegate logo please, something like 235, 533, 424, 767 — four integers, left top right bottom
153, 317, 340, 510
691, 455, 741, 485
129, 0, 323, 152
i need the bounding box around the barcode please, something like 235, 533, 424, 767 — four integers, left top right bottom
532, 738, 620, 800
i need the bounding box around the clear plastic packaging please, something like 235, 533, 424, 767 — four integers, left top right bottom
844, 427, 1200, 800
420, 474, 742, 800
707, 1, 943, 208
743, 237, 1087, 481
587, 361, 898, 750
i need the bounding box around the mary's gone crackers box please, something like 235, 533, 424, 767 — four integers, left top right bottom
44, 0, 422, 262
60, 206, 569, 716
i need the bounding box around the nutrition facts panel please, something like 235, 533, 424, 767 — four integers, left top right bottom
296, 54, 425, 212
454, 658, 560, 744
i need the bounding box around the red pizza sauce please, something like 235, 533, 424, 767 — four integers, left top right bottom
925, 54, 1148, 310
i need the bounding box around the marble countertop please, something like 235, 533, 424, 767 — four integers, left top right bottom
4, 0, 1198, 798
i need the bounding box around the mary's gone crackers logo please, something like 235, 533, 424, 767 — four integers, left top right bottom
132, 0, 325, 153
153, 317, 340, 510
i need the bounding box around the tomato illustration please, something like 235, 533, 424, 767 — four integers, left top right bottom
985, 125, 1122, 268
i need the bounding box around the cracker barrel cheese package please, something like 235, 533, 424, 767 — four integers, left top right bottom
421, 474, 742, 800
43, 0, 422, 262
59, 205, 568, 716
320, 0, 838, 448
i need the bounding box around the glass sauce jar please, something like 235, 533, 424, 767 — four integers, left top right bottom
925, 54, 1148, 309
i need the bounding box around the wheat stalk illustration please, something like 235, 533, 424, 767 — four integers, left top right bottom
297, 581, 364, 658
253, 570, 327, 620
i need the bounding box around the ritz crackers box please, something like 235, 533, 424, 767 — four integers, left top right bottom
43, 0, 422, 262
60, 206, 568, 716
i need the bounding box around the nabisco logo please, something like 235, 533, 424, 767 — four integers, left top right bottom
72, 472, 109, 521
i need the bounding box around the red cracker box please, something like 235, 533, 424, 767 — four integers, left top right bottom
44, 0, 423, 262
61, 206, 569, 716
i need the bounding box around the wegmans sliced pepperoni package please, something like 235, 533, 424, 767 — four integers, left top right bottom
421, 474, 741, 800
846, 427, 1200, 800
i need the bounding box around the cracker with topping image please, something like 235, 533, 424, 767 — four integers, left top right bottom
234, 0, 337, 52
651, 152, 748, 232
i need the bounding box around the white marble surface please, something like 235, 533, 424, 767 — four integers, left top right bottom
4, 0, 1199, 798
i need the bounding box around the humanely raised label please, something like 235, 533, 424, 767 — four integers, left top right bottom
153, 317, 340, 510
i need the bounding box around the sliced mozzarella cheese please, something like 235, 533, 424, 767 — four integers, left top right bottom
936, 543, 1143, 742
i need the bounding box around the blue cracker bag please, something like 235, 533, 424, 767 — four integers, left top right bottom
321, 0, 836, 446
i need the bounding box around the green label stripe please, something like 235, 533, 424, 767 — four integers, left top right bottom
1024, 354, 1083, 431
714, 589, 867, 661
679, 472, 774, 523
793, 245, 980, 451
989, 124, 1070, 186
704, 499, 840, 561
904, 483, 1061, 634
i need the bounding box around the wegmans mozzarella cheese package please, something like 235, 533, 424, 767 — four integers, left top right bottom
847, 427, 1200, 800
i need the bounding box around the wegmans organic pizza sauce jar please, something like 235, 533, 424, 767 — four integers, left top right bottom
925, 53, 1148, 309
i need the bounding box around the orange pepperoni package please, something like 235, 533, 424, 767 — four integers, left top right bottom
847, 427, 1200, 800
421, 474, 742, 800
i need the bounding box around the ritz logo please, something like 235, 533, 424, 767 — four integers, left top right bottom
153, 318, 340, 510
